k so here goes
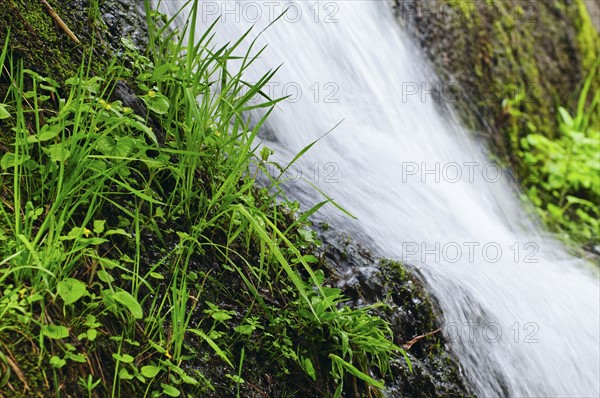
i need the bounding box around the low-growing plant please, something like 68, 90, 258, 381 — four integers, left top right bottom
508, 60, 600, 246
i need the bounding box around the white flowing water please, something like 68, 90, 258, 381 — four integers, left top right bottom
159, 2, 600, 396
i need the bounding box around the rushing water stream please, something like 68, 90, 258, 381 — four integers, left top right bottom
159, 1, 600, 396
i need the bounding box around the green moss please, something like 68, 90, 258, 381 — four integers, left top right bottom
446, 0, 474, 20
0, 329, 52, 397
575, 0, 600, 75
400, 0, 598, 159
574, 0, 600, 129
375, 259, 472, 397
0, 0, 110, 87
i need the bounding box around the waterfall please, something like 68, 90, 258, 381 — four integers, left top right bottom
158, 1, 600, 396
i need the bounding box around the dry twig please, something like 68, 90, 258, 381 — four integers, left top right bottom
402, 328, 441, 350
40, 0, 80, 44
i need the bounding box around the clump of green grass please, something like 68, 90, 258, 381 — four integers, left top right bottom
0, 1, 408, 396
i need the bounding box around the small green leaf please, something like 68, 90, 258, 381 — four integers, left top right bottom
93, 220, 106, 234
302, 357, 316, 381
119, 368, 134, 380
148, 272, 164, 280
42, 325, 69, 339
112, 353, 134, 363
558, 106, 574, 127
57, 278, 88, 305
211, 311, 232, 322
141, 365, 161, 378
97, 270, 114, 283
49, 356, 66, 368
161, 384, 181, 397
180, 373, 198, 385
148, 340, 166, 354
225, 374, 244, 384
0, 103, 11, 119
112, 290, 143, 319
87, 329, 98, 341
234, 324, 255, 335
260, 146, 273, 162
65, 352, 87, 363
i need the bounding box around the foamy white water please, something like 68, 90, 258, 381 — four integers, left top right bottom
158, 2, 600, 396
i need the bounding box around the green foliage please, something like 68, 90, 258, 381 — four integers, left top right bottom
293, 272, 410, 397
0, 1, 408, 396
511, 61, 600, 245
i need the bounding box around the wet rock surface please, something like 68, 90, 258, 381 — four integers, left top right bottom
0, 0, 148, 87
100, 0, 148, 52
393, 0, 598, 164
316, 227, 473, 397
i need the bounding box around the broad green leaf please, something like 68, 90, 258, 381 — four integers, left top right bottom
141, 365, 160, 378
142, 92, 170, 115
119, 368, 134, 380
95, 136, 135, 157
43, 143, 71, 162
29, 124, 61, 143
161, 384, 181, 397
57, 278, 88, 305
1, 153, 30, 170
112, 290, 143, 319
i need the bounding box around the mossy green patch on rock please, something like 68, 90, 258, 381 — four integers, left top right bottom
0, 0, 147, 90
0, 0, 97, 86
395, 0, 599, 165
318, 230, 472, 397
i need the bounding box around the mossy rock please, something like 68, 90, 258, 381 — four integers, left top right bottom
318, 229, 473, 397
0, 0, 147, 89
395, 0, 599, 166
0, 0, 98, 87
